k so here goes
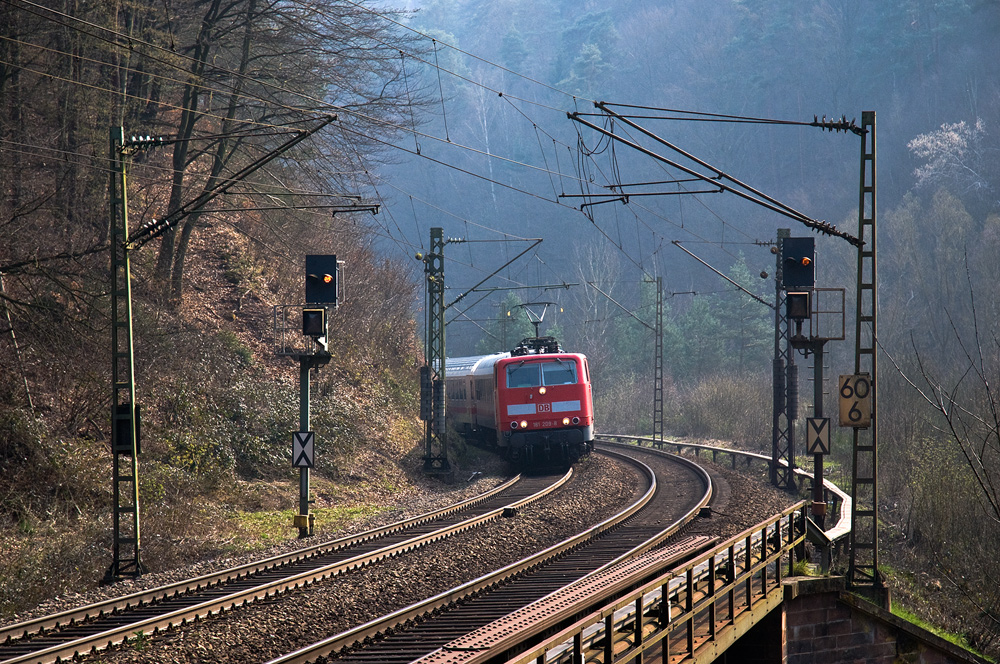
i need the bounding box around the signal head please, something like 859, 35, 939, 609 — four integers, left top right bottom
305, 255, 338, 304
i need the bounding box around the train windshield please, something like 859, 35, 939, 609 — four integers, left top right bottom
506, 360, 578, 388
542, 360, 577, 385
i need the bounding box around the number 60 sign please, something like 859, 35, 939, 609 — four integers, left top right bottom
839, 374, 872, 428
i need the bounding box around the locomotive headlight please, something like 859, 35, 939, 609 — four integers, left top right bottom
510, 421, 518, 429
572, 417, 580, 425
562, 417, 570, 426
538, 387, 547, 395
520, 420, 528, 429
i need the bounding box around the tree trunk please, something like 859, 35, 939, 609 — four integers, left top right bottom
154, 0, 222, 297
167, 0, 255, 302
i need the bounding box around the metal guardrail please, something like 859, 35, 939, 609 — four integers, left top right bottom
501, 502, 807, 664
598, 434, 852, 543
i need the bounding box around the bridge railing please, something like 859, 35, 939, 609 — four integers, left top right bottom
502, 501, 808, 664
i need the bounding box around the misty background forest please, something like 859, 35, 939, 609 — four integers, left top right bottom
1, 0, 999, 655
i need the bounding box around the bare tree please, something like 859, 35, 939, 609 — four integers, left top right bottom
144, 0, 428, 301
894, 255, 1000, 650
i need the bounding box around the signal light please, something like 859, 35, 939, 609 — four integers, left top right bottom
303, 308, 327, 336
305, 255, 339, 304
786, 291, 811, 320
780, 237, 815, 290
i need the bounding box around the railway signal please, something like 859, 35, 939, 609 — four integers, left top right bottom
780, 237, 815, 290
306, 254, 339, 304
785, 291, 812, 320
302, 308, 327, 337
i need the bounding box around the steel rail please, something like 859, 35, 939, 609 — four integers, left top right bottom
265, 446, 711, 664
597, 438, 826, 602
404, 442, 808, 664
404, 445, 728, 664
400, 443, 812, 664
414, 535, 720, 664
598, 433, 852, 542
0, 474, 523, 646
0, 470, 573, 664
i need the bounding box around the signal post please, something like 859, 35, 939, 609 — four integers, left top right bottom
783, 237, 846, 570
275, 255, 339, 537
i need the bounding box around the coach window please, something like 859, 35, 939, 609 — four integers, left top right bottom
541, 360, 578, 386
507, 363, 541, 388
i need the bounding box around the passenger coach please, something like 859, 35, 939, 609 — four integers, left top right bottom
445, 337, 594, 465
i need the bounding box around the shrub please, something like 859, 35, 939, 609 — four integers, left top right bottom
668, 372, 771, 449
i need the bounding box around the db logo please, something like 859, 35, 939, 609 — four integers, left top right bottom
538, 403, 551, 413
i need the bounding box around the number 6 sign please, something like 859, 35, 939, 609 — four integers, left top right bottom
839, 374, 872, 428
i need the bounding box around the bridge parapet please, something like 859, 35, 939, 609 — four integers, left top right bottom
784, 577, 990, 664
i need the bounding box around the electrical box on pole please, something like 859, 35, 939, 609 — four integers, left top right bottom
419, 365, 432, 421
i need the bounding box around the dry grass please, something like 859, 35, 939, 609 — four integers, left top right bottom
0, 224, 429, 620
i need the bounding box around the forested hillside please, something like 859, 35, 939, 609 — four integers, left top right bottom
0, 0, 429, 614
2, 0, 1000, 655
382, 0, 1000, 654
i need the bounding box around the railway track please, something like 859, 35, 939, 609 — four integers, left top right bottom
361, 443, 805, 664
264, 445, 712, 664
0, 471, 572, 664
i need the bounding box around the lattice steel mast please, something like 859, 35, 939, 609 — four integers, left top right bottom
848, 111, 882, 600
422, 228, 450, 473
106, 127, 145, 583
771, 229, 797, 491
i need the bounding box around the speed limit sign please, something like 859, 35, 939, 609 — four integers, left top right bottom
839, 374, 872, 428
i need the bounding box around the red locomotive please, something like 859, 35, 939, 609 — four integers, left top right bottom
445, 337, 594, 465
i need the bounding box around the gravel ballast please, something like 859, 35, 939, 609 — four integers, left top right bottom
14, 449, 796, 664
